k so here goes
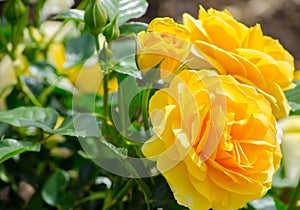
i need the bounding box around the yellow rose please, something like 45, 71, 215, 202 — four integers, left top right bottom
142, 70, 281, 210
183, 6, 295, 119
136, 18, 191, 78
278, 116, 300, 187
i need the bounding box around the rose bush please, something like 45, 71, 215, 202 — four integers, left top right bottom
136, 17, 191, 78
1, 0, 299, 209
183, 6, 295, 119
142, 70, 282, 210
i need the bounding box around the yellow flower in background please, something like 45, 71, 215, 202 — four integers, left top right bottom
47, 42, 80, 84
142, 70, 281, 210
47, 42, 118, 96
0, 56, 17, 110
183, 6, 295, 119
137, 17, 191, 78
278, 116, 300, 187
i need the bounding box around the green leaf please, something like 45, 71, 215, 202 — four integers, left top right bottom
99, 0, 148, 26
112, 75, 144, 141
53, 9, 85, 22
79, 137, 145, 177
0, 107, 59, 131
272, 196, 286, 210
54, 113, 101, 137
41, 169, 70, 206
111, 37, 141, 79
113, 64, 142, 80
64, 33, 95, 68
22, 75, 47, 96
285, 81, 300, 114
0, 122, 9, 136
0, 107, 102, 137
0, 139, 40, 164
119, 22, 148, 35
248, 196, 277, 210
29, 61, 57, 83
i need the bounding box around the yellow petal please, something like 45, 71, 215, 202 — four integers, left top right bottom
159, 161, 211, 210
194, 41, 245, 75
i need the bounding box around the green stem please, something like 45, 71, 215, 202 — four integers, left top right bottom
11, 24, 17, 60
286, 180, 300, 210
117, 77, 127, 136
103, 179, 136, 210
142, 87, 151, 138
103, 74, 109, 119
77, 0, 90, 9
135, 179, 152, 210
94, 34, 100, 51
94, 35, 111, 140
18, 75, 42, 107
74, 192, 106, 206
13, 62, 42, 107
94, 35, 108, 120
39, 84, 56, 106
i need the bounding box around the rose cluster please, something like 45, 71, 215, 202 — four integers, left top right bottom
138, 6, 295, 210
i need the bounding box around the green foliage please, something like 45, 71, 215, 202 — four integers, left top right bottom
0, 139, 40, 164
0, 107, 58, 130
99, 0, 149, 26
119, 22, 149, 35
54, 9, 85, 22
41, 169, 70, 206
285, 81, 300, 115
64, 33, 96, 68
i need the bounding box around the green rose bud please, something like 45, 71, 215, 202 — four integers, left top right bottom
84, 0, 108, 36
3, 0, 27, 25
103, 15, 120, 43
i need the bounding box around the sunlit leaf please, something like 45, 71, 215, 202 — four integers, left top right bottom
120, 22, 148, 35
249, 196, 277, 210
113, 64, 142, 80
29, 61, 57, 84
99, 0, 148, 26
0, 139, 40, 164
54, 113, 101, 137
22, 75, 47, 96
111, 37, 141, 79
285, 81, 300, 114
64, 33, 95, 68
0, 107, 59, 131
53, 9, 85, 22
0, 107, 103, 137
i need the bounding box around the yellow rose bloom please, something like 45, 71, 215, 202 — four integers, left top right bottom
183, 6, 295, 119
142, 70, 281, 210
136, 17, 191, 78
